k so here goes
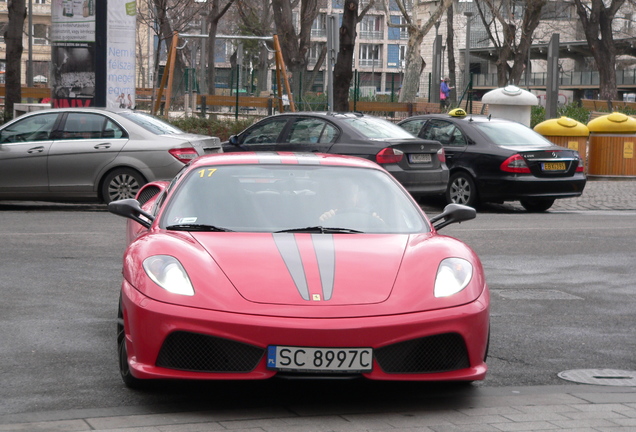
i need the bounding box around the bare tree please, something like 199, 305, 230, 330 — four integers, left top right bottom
386, 0, 452, 103
476, 0, 547, 87
236, 0, 275, 94
446, 3, 457, 104
271, 0, 319, 98
4, 0, 26, 121
573, 0, 626, 101
332, 0, 375, 111
205, 0, 236, 95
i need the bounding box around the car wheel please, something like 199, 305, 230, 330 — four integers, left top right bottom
102, 168, 146, 204
117, 296, 144, 389
520, 199, 555, 212
446, 172, 478, 208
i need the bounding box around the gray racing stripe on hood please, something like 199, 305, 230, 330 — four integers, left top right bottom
272, 233, 309, 300
312, 234, 335, 300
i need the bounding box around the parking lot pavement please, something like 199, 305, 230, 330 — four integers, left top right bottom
1, 179, 635, 432
2, 385, 636, 431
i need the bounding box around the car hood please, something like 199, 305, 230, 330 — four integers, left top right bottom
195, 233, 408, 306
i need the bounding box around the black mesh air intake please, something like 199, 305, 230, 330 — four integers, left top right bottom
137, 185, 161, 206
156, 331, 265, 373
375, 333, 470, 374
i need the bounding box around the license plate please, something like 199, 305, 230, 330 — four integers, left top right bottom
408, 153, 432, 163
542, 162, 566, 171
267, 346, 373, 372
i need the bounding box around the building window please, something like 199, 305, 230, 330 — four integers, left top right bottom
312, 13, 326, 37
359, 15, 383, 39
359, 44, 382, 67
308, 42, 325, 65
33, 24, 49, 45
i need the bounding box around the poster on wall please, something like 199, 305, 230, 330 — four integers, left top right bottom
50, 0, 96, 108
107, 0, 136, 109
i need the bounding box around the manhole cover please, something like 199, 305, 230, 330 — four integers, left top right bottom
558, 369, 636, 386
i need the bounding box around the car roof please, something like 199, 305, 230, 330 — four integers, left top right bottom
191, 152, 383, 170
402, 113, 519, 125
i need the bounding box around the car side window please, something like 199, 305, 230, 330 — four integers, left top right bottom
103, 119, 126, 138
241, 119, 287, 144
288, 118, 338, 144
60, 113, 120, 139
0, 113, 59, 143
422, 120, 466, 146
399, 119, 427, 137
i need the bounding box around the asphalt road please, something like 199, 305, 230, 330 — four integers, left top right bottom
0, 198, 635, 419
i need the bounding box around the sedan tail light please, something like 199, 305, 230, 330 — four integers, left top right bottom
500, 154, 531, 173
576, 155, 585, 172
376, 147, 404, 164
437, 147, 446, 163
169, 148, 199, 164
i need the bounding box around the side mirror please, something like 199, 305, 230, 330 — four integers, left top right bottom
228, 135, 239, 145
108, 198, 155, 228
429, 203, 476, 231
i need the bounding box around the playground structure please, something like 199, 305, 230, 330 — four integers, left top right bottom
151, 33, 295, 118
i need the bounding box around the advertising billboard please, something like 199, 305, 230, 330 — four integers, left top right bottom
50, 0, 136, 108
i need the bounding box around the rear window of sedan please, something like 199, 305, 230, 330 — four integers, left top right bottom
341, 116, 416, 140
475, 122, 553, 147
119, 111, 185, 135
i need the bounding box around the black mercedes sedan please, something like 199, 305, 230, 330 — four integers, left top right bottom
222, 112, 449, 198
398, 110, 586, 212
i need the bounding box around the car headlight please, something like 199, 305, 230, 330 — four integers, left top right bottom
434, 258, 473, 298
143, 255, 194, 296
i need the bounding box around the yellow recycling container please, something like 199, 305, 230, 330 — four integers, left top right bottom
586, 112, 636, 177
534, 116, 589, 171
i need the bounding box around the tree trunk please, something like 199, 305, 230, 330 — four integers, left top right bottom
333, 0, 358, 111
398, 30, 424, 103
446, 4, 456, 103
573, 0, 624, 101
5, 0, 26, 121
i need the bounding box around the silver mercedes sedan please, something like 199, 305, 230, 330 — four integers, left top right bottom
0, 108, 221, 203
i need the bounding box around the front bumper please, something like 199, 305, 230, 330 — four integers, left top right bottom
120, 280, 489, 382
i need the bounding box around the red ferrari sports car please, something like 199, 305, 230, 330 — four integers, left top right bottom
109, 152, 489, 388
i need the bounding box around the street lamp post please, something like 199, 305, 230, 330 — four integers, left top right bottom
463, 11, 473, 92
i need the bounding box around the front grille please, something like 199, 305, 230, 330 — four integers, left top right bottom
137, 185, 161, 205
156, 331, 265, 373
375, 333, 470, 374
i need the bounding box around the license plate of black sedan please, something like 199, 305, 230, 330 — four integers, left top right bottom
542, 162, 566, 171
267, 346, 373, 372
408, 153, 432, 163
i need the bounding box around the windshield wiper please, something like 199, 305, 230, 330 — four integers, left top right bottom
166, 223, 234, 232
275, 226, 363, 234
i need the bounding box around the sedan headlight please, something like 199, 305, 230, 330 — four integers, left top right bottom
143, 255, 194, 296
434, 258, 473, 298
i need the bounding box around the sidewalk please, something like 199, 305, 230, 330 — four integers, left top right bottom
1, 384, 636, 431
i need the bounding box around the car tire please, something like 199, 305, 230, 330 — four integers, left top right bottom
446, 172, 479, 208
117, 296, 145, 389
520, 199, 555, 212
101, 168, 146, 204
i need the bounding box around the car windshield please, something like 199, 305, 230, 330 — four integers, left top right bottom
161, 164, 428, 234
475, 121, 553, 147
340, 116, 417, 140
118, 111, 185, 135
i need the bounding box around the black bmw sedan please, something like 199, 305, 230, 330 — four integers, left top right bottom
222, 112, 449, 198
398, 110, 586, 212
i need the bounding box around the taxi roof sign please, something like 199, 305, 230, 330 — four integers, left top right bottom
449, 108, 467, 117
